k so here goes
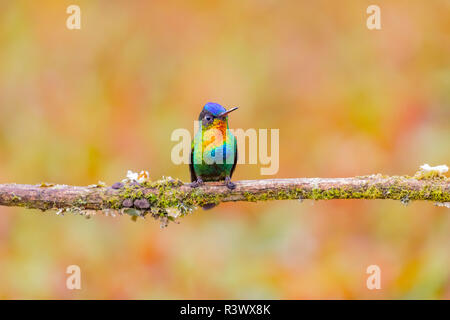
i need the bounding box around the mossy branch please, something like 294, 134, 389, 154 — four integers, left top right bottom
0, 175, 449, 216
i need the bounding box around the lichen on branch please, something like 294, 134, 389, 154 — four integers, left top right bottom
0, 168, 448, 227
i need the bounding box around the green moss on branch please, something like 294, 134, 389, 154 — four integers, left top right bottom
0, 173, 448, 227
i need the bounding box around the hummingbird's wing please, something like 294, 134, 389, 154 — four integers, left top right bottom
189, 143, 197, 182
230, 137, 237, 178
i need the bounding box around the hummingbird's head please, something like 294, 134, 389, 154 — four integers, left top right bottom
199, 102, 238, 129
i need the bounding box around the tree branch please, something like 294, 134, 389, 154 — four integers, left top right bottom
0, 175, 448, 215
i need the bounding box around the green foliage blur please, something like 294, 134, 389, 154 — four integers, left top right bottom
0, 0, 449, 299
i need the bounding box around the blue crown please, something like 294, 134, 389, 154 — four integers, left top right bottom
203, 102, 226, 116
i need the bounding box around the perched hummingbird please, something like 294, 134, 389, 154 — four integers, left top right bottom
190, 102, 238, 195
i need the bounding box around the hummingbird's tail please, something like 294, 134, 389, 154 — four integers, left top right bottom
201, 203, 218, 210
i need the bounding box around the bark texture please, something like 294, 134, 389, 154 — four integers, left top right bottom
0, 175, 448, 213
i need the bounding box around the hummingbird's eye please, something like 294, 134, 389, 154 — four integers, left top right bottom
205, 115, 212, 122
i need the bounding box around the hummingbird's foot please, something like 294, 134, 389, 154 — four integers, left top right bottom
189, 177, 204, 188
225, 176, 236, 190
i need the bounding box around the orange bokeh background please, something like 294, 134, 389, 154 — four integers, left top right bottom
0, 0, 449, 299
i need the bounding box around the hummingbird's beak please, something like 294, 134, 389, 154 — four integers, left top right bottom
219, 107, 238, 118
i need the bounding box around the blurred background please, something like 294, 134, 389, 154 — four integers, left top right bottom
0, 0, 449, 299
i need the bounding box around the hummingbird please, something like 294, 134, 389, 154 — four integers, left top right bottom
190, 102, 238, 196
